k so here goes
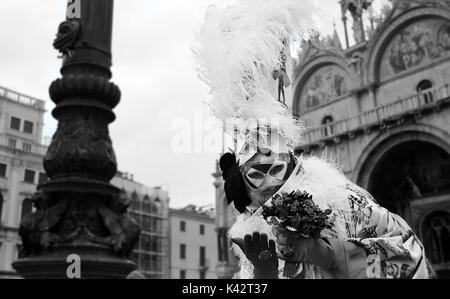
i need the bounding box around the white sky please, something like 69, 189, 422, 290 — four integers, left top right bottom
0, 0, 388, 209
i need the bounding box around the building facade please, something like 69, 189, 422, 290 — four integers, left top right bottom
293, 0, 450, 277
0, 85, 171, 279
169, 205, 218, 279
214, 0, 450, 279
111, 172, 170, 279
0, 85, 47, 278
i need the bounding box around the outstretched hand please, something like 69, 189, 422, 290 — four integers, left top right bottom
232, 232, 279, 279
273, 226, 334, 269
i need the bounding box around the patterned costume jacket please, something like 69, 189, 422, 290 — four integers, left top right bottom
229, 156, 435, 279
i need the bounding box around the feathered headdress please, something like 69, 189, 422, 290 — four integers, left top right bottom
195, 0, 318, 165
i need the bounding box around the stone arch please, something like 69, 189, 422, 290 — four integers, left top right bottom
354, 123, 450, 190
293, 54, 357, 116
417, 79, 434, 92
367, 6, 450, 84
354, 125, 450, 230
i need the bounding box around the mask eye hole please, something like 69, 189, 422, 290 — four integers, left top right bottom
247, 170, 265, 180
245, 169, 265, 189
269, 164, 286, 176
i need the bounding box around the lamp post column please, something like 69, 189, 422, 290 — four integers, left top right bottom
12, 0, 141, 279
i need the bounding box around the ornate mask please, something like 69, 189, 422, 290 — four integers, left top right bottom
241, 150, 295, 209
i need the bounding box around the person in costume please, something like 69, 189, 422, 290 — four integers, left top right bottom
220, 132, 435, 279
195, 0, 434, 279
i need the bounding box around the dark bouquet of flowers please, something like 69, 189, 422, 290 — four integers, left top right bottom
261, 190, 334, 239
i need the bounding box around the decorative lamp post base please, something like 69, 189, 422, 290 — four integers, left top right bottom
13, 244, 136, 279
12, 0, 141, 279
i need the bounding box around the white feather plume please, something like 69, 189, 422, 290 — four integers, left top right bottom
194, 0, 318, 146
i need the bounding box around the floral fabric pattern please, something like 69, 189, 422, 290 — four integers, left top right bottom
229, 157, 434, 279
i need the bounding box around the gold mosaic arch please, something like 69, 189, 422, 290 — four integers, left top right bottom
366, 6, 450, 85
293, 55, 356, 116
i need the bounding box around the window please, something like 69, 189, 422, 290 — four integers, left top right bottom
217, 228, 229, 263
180, 270, 186, 279
180, 220, 186, 232
322, 116, 334, 137
142, 195, 151, 213
0, 193, 3, 224
150, 201, 158, 215
142, 235, 151, 252
151, 236, 162, 253
10, 117, 21, 130
180, 244, 186, 260
142, 215, 151, 231
200, 224, 205, 235
24, 121, 34, 134
21, 197, 33, 222
22, 142, 32, 153
8, 139, 17, 149
38, 172, 48, 184
422, 211, 450, 266
152, 255, 162, 273
417, 80, 434, 104
24, 169, 36, 184
0, 164, 6, 178
151, 218, 157, 233
200, 246, 206, 267
158, 219, 163, 234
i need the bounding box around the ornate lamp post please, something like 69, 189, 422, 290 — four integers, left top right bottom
12, 0, 140, 279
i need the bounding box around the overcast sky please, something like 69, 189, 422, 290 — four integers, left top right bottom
0, 0, 388, 209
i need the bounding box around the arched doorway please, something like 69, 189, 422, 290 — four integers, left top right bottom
367, 140, 450, 277
369, 141, 450, 220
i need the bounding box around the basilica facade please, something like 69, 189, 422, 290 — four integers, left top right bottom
214, 0, 450, 278
293, 0, 450, 277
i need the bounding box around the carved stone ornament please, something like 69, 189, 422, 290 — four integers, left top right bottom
53, 20, 81, 57
19, 190, 140, 259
